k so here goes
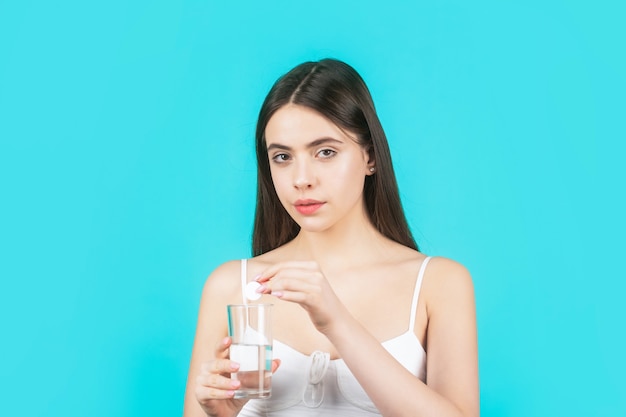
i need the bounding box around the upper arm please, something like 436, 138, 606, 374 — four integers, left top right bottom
425, 258, 479, 417
182, 260, 241, 417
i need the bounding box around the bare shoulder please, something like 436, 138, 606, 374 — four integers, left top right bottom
426, 257, 473, 287
423, 257, 475, 312
201, 259, 242, 303
193, 260, 243, 345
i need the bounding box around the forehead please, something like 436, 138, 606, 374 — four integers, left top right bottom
265, 104, 355, 146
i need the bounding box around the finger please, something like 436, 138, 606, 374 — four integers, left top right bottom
257, 274, 319, 296
201, 359, 240, 375
235, 370, 273, 388
257, 266, 324, 293
214, 336, 231, 359
195, 384, 236, 401
255, 280, 272, 295
271, 359, 281, 373
255, 263, 329, 298
256, 261, 319, 282
267, 289, 313, 304
196, 372, 241, 390
271, 275, 321, 293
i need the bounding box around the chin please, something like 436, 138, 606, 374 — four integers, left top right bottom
293, 218, 332, 234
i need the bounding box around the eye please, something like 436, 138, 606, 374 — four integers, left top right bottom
317, 149, 337, 159
271, 153, 291, 163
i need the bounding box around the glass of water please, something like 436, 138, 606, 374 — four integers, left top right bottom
227, 304, 273, 399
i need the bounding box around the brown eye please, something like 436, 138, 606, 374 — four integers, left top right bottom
272, 153, 290, 163
317, 149, 337, 159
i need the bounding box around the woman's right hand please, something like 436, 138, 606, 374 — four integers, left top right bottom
194, 337, 247, 417
195, 337, 282, 417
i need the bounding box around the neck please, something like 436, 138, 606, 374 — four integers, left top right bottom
288, 211, 394, 273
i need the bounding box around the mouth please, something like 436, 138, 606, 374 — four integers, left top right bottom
294, 199, 325, 215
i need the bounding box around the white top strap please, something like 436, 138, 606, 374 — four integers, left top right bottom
240, 259, 247, 304
408, 256, 432, 331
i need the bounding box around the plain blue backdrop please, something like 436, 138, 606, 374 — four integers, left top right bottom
1, 1, 624, 415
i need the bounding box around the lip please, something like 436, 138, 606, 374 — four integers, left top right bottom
294, 199, 325, 215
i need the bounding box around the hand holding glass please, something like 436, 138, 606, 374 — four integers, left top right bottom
227, 304, 273, 399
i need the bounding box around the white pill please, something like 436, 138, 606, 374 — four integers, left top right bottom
245, 281, 262, 301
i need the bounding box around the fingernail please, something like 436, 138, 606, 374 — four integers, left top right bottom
222, 337, 230, 345
230, 362, 240, 371
226, 390, 235, 397
231, 380, 241, 388
271, 291, 283, 298
256, 284, 266, 293
254, 274, 262, 282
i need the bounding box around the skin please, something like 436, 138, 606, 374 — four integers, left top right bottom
183, 104, 479, 417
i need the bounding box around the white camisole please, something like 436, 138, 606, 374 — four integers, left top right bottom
237, 257, 432, 416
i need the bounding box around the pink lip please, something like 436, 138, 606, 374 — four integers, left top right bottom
294, 199, 325, 215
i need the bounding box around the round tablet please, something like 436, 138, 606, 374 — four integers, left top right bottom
245, 281, 262, 301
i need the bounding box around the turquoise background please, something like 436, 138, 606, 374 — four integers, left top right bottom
1, 0, 624, 415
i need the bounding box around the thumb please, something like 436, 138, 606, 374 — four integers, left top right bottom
271, 359, 281, 373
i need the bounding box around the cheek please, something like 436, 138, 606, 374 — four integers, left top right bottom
269, 169, 290, 200
328, 161, 366, 194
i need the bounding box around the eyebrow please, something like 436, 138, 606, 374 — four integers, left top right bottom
266, 137, 343, 152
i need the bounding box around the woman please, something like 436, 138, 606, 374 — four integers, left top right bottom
183, 59, 479, 417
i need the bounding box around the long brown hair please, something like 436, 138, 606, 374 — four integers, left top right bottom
252, 59, 418, 256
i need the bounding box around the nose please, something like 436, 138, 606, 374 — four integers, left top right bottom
293, 159, 315, 189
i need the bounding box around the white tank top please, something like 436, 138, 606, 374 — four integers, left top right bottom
237, 257, 431, 416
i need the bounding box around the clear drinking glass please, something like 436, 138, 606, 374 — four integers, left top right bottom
227, 304, 273, 399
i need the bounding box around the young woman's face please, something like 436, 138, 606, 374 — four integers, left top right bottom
264, 104, 374, 233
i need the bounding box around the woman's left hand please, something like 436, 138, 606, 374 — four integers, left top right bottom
255, 261, 346, 335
